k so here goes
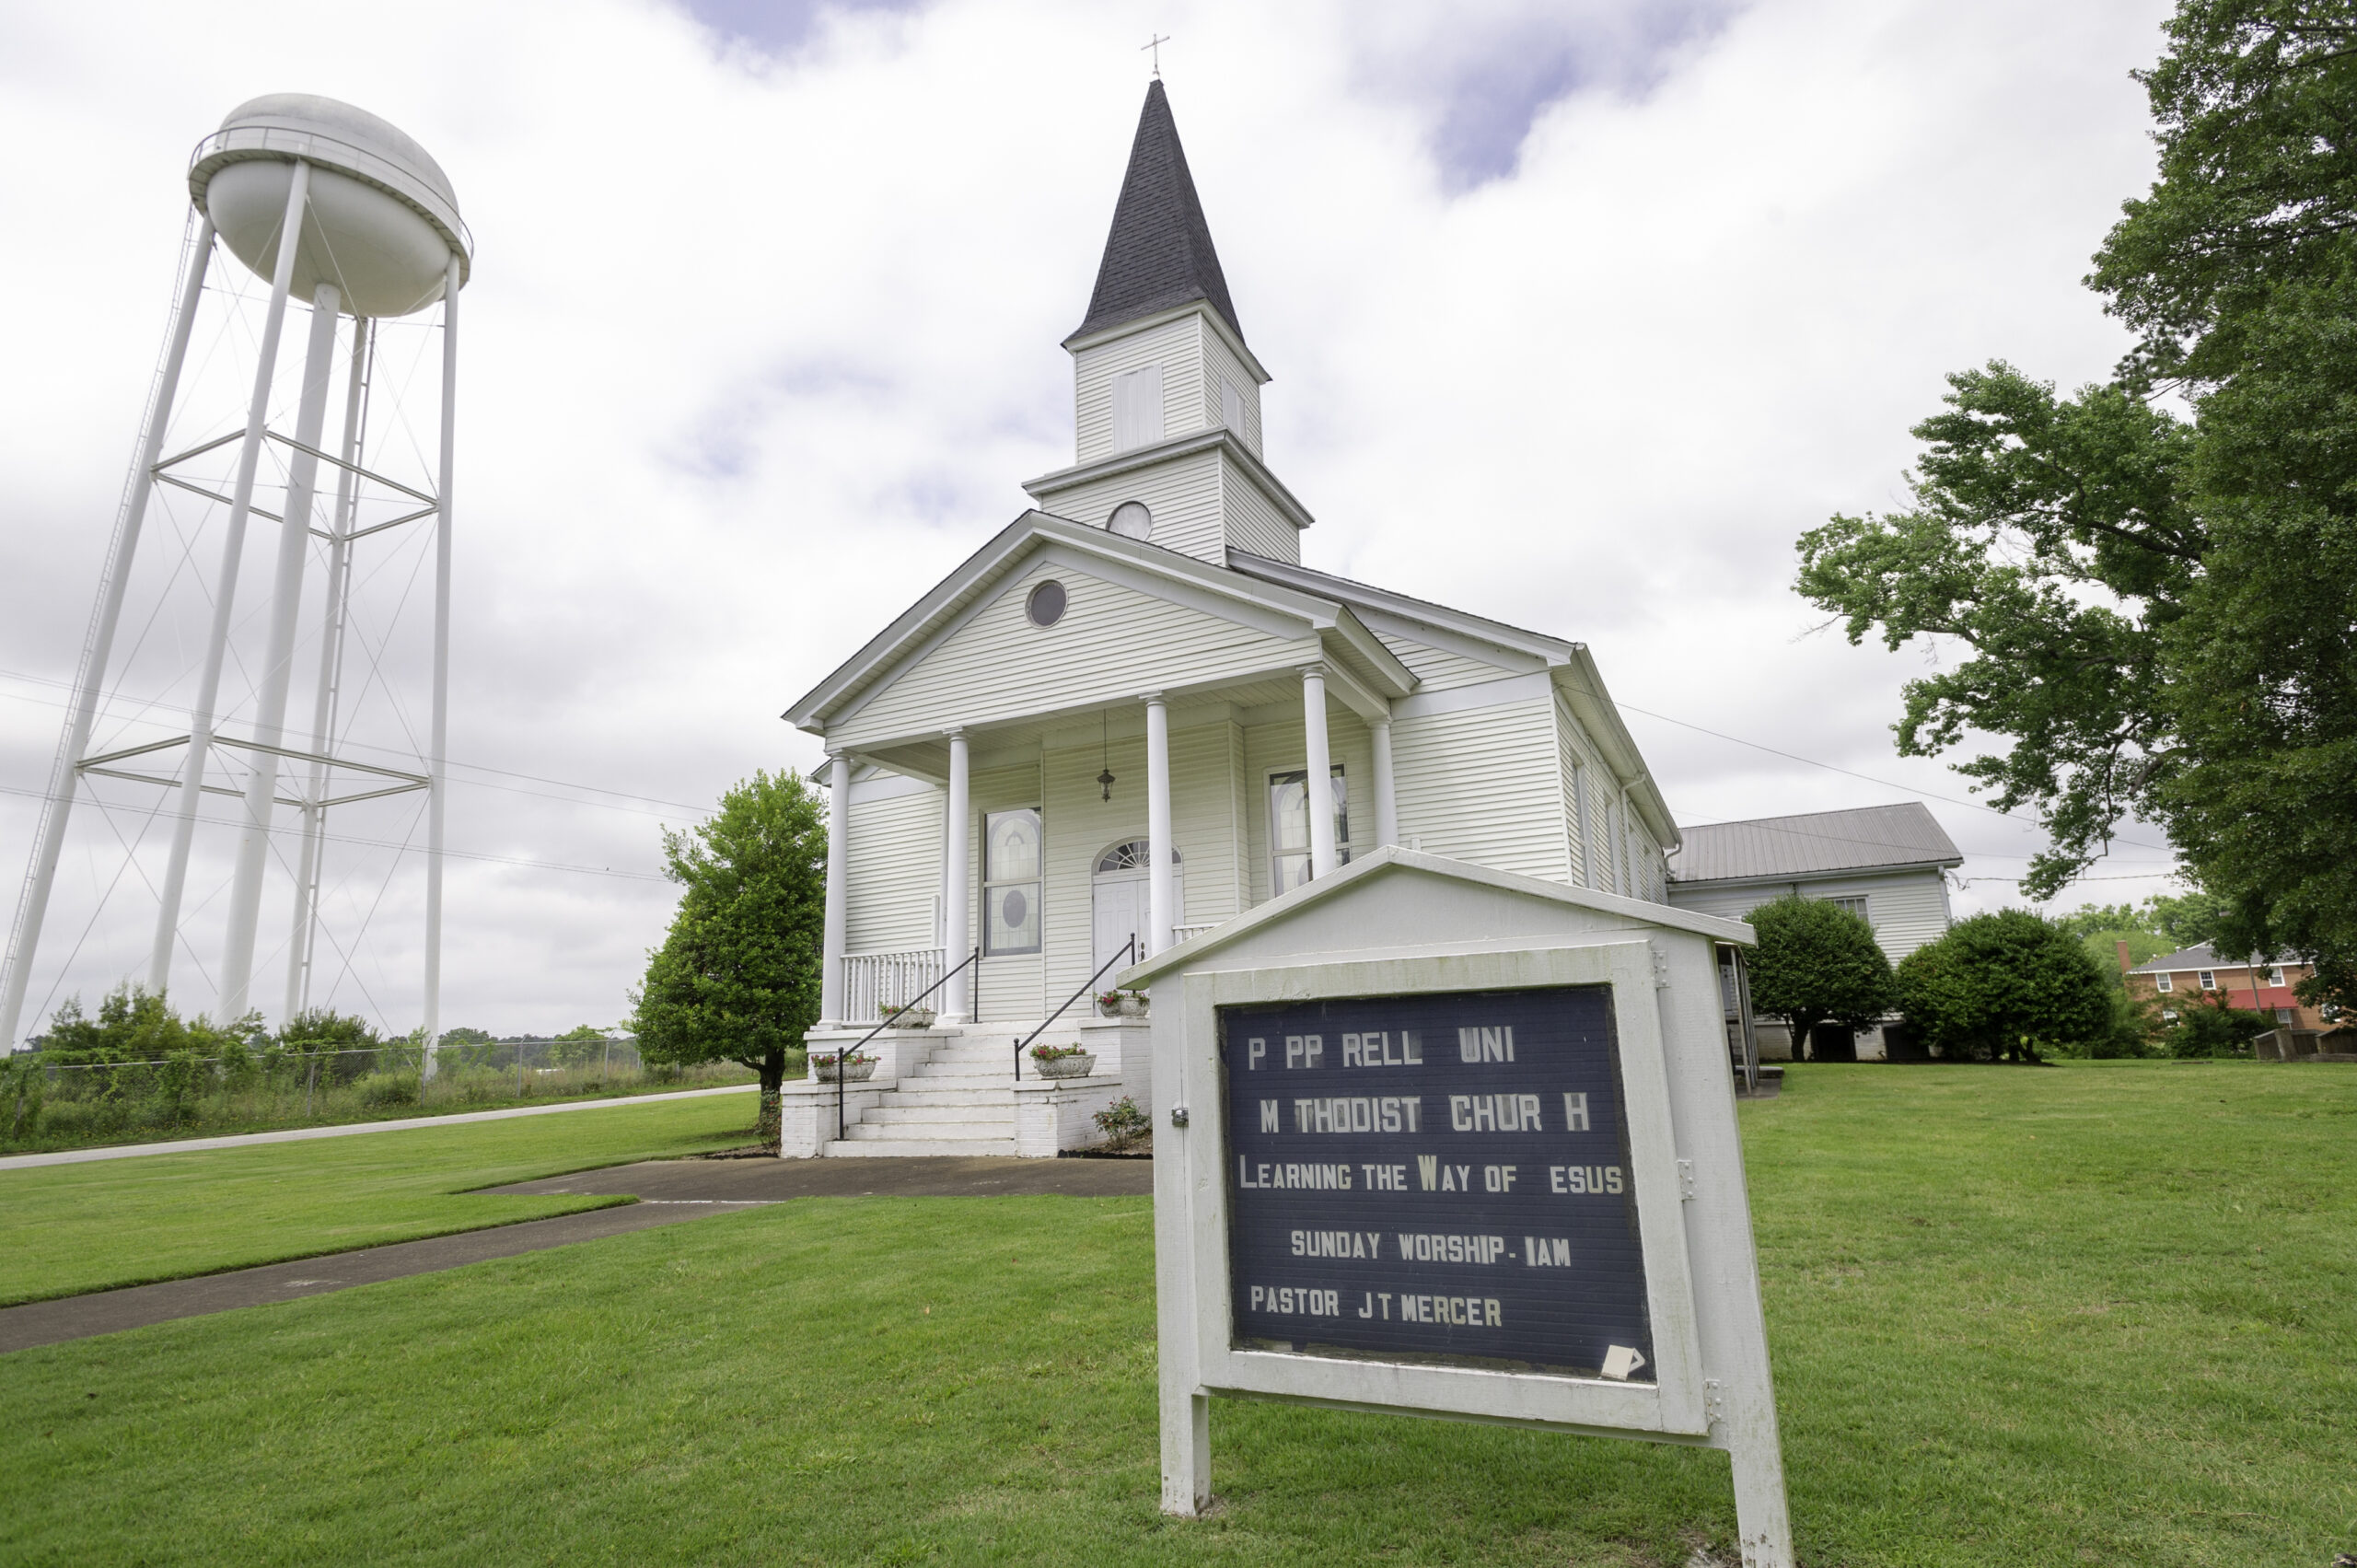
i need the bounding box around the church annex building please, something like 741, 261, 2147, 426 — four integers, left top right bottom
777, 85, 1686, 1154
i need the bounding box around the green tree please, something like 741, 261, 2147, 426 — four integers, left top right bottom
2161, 992, 2276, 1058
632, 770, 827, 1144
1895, 910, 2116, 1062
1744, 895, 1897, 1061
548, 1024, 612, 1070
1794, 1, 2357, 1013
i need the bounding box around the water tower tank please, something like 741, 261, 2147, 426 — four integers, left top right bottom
189, 93, 470, 318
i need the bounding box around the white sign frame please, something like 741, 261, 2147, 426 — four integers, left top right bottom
1179, 943, 1708, 1436
1131, 847, 1794, 1568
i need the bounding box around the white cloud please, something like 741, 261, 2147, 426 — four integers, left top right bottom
0, 0, 2178, 1038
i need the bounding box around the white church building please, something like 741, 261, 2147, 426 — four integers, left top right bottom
778, 83, 1683, 1156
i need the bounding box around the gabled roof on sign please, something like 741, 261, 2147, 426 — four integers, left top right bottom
1666, 803, 1962, 884
1068, 79, 1245, 349
779, 511, 1409, 734
1118, 845, 1756, 988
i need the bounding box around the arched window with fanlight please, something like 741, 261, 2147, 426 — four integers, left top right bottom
983, 808, 1042, 955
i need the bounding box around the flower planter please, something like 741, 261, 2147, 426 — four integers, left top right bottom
1032, 1051, 1096, 1080
880, 1006, 935, 1029
814, 1057, 876, 1083
1117, 993, 1147, 1018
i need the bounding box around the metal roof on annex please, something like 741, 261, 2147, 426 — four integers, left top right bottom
1666, 802, 1962, 885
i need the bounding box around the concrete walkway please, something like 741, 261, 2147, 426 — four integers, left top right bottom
0, 1154, 1151, 1353
0, 1083, 760, 1171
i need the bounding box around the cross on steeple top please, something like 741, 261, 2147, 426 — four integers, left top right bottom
1142, 33, 1169, 77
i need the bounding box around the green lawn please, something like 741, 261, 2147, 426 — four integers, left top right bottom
3, 1063, 2352, 1565
0, 1092, 757, 1305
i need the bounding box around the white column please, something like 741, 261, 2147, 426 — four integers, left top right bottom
820, 752, 851, 1024
0, 215, 215, 1048
153, 162, 311, 997
219, 278, 343, 1021
1145, 694, 1173, 957
1371, 714, 1397, 850
1302, 667, 1337, 880
942, 729, 970, 1019
423, 253, 460, 1079
285, 318, 372, 1022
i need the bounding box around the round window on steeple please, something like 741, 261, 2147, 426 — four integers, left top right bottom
1026, 580, 1067, 627
1108, 501, 1153, 541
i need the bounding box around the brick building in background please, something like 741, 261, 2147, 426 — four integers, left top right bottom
2122, 944, 2334, 1029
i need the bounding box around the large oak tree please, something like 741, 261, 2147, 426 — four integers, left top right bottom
1798, 0, 2357, 1007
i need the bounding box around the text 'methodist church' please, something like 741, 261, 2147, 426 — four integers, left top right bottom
779, 82, 1682, 1151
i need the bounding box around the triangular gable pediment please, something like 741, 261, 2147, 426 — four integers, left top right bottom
801, 517, 1358, 751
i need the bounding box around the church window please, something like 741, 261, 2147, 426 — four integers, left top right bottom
983, 809, 1042, 955
1268, 766, 1348, 895
1108, 501, 1153, 540
1026, 580, 1067, 627
1220, 377, 1245, 436
1822, 895, 1871, 927
1112, 364, 1165, 451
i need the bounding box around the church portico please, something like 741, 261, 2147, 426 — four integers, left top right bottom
779, 79, 1685, 1156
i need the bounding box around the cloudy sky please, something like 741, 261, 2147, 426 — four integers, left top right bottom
0, 0, 2183, 1040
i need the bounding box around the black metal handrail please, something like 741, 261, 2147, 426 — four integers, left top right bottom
1014, 935, 1137, 1081
827, 947, 981, 1144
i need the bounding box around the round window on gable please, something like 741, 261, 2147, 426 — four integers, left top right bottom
1026, 580, 1067, 627
1108, 501, 1153, 540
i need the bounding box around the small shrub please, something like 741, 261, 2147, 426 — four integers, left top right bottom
2164, 994, 2274, 1059
354, 1071, 419, 1108
1093, 1095, 1151, 1151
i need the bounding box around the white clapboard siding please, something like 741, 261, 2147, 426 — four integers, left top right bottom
1666, 868, 1956, 965
1376, 633, 1513, 691
1554, 701, 1588, 888
1074, 317, 1205, 465
1220, 461, 1299, 563
1202, 328, 1264, 455
1239, 708, 1374, 907
847, 781, 944, 954
969, 760, 1046, 1022
1033, 448, 1228, 564
1390, 696, 1571, 884
1038, 717, 1247, 1005
1040, 729, 1149, 1007
831, 561, 1317, 749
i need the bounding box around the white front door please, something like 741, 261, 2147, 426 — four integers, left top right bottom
1093, 838, 1182, 975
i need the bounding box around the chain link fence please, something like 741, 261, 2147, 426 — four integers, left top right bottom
1, 1035, 759, 1150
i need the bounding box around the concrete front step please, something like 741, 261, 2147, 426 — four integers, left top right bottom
843, 1121, 1008, 1142
825, 1136, 1018, 1157
865, 1104, 1016, 1125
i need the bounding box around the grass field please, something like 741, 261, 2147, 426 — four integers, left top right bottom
3, 1063, 2353, 1565
0, 1092, 757, 1305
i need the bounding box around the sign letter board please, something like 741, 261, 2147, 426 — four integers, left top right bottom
1222, 985, 1654, 1381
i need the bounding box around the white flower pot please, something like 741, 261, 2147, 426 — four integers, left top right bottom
1033, 1051, 1096, 1080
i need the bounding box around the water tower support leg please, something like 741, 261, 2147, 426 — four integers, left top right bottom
0, 216, 215, 1048
220, 279, 343, 1021
284, 319, 372, 1022
422, 255, 459, 1080
151, 161, 312, 999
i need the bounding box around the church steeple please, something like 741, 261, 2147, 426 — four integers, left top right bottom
1025, 79, 1309, 566
1069, 80, 1246, 349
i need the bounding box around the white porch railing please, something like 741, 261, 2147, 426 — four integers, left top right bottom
1171, 923, 1219, 945
842, 947, 946, 1024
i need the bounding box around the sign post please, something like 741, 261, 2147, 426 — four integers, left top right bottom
1125, 849, 1793, 1568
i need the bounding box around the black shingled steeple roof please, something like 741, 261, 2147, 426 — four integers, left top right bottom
1068, 80, 1246, 348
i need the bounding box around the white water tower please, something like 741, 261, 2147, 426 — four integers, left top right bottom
0, 95, 470, 1053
